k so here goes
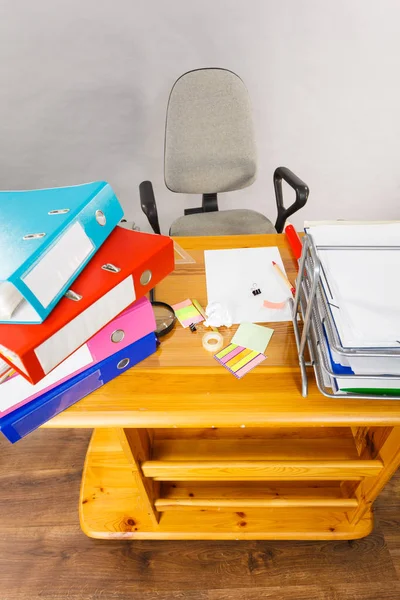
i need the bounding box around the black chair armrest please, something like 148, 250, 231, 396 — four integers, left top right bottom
139, 180, 161, 234
273, 167, 309, 233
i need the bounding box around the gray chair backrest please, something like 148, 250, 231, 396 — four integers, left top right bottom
164, 68, 257, 195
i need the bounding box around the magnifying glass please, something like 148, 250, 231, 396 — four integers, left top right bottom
150, 289, 176, 337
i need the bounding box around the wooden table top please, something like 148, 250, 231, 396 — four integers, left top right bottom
44, 234, 400, 429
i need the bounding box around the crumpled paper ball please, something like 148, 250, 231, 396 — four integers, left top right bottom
204, 302, 233, 328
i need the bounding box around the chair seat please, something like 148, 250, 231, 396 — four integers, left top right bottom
169, 209, 276, 236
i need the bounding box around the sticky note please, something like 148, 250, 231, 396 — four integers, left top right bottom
230, 349, 259, 372
214, 343, 266, 379
172, 299, 204, 328
231, 322, 274, 355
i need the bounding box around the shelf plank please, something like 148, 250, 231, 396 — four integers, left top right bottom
142, 460, 383, 480
155, 480, 358, 509
156, 481, 358, 509
155, 498, 358, 509
151, 437, 361, 461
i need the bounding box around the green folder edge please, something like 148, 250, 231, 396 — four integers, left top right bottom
341, 388, 400, 397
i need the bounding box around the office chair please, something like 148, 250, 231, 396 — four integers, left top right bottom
140, 68, 309, 236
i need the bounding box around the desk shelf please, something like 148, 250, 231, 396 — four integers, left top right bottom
78, 425, 399, 540
155, 482, 359, 510
141, 436, 382, 480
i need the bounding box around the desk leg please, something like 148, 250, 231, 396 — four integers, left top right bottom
349, 426, 400, 525
117, 427, 160, 525
79, 428, 160, 538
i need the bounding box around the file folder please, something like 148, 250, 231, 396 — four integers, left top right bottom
0, 332, 157, 443
0, 181, 124, 324
322, 326, 400, 396
296, 223, 400, 399
0, 227, 174, 384
0, 296, 156, 417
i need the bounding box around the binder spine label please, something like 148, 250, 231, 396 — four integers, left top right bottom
34, 276, 136, 374
22, 222, 94, 308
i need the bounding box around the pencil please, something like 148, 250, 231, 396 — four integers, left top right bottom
192, 298, 218, 332
271, 261, 296, 296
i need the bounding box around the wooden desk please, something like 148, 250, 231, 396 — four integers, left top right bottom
43, 234, 400, 540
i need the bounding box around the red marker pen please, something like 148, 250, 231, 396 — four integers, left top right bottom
284, 222, 303, 262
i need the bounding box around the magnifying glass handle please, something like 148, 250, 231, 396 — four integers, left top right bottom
150, 288, 155, 303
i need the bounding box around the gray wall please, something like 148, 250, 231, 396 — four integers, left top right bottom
1, 0, 399, 232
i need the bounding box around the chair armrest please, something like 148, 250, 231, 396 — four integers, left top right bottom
139, 181, 161, 235
273, 167, 309, 233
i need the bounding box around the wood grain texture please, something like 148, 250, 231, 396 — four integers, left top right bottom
79, 429, 372, 539
40, 234, 400, 429
117, 428, 160, 525
154, 426, 355, 440
1, 428, 400, 600
142, 460, 382, 481
155, 493, 358, 510
151, 437, 361, 460
350, 426, 400, 524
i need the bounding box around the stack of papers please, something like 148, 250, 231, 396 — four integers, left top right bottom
306, 223, 400, 396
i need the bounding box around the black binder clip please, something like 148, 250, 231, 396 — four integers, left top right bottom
251, 284, 261, 296
189, 323, 197, 332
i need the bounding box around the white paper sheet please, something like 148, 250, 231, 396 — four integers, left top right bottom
204, 247, 293, 324
320, 248, 400, 347
307, 222, 400, 247
306, 222, 400, 355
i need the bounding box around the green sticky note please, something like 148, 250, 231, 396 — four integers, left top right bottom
231, 323, 274, 355
216, 343, 237, 359
175, 305, 199, 320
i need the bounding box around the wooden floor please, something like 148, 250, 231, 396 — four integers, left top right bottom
1, 429, 400, 600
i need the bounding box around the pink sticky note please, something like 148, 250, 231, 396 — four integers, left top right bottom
263, 299, 287, 309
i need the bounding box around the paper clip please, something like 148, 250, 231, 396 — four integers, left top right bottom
251, 284, 261, 296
